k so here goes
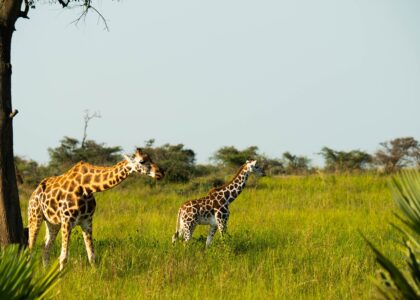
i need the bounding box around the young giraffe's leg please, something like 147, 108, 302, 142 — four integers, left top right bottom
183, 221, 197, 244
43, 221, 60, 266
80, 218, 95, 265
28, 198, 43, 251
206, 225, 217, 247
215, 210, 229, 239
172, 225, 184, 244
59, 221, 72, 271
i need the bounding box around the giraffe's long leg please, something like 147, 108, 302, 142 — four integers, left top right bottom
43, 222, 60, 266
206, 225, 217, 247
172, 210, 183, 244
80, 218, 95, 265
28, 198, 43, 251
59, 222, 72, 271
215, 211, 229, 239
183, 222, 196, 244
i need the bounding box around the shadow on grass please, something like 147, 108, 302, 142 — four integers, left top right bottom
220, 231, 278, 255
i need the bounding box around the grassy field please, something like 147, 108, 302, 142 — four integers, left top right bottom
20, 173, 402, 299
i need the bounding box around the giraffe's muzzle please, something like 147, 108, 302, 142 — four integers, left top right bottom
154, 171, 164, 180
152, 166, 164, 180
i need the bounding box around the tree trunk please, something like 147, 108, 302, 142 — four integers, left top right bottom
0, 0, 25, 245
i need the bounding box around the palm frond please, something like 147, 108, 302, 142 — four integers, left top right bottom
0, 244, 61, 300
365, 170, 420, 299
363, 236, 418, 299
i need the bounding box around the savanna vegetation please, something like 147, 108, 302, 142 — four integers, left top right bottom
0, 2, 415, 298
13, 136, 420, 192
9, 135, 420, 299
18, 172, 399, 299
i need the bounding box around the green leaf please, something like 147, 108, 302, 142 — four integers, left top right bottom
0, 245, 61, 300
363, 235, 419, 299
364, 171, 420, 299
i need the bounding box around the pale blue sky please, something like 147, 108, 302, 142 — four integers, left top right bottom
11, 0, 420, 165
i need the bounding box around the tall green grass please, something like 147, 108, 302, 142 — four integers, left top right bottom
20, 174, 400, 299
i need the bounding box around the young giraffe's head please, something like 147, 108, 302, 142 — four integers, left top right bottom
245, 159, 265, 176
124, 148, 164, 180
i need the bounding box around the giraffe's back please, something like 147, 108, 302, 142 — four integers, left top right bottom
30, 174, 95, 225
180, 196, 218, 225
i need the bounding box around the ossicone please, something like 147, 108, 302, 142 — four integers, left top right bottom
136, 148, 143, 155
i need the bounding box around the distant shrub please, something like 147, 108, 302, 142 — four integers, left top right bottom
282, 152, 312, 175
374, 137, 420, 173
15, 156, 50, 187
48, 136, 122, 175
211, 146, 259, 168
142, 139, 197, 183
257, 156, 284, 176
320, 147, 372, 172
194, 164, 218, 177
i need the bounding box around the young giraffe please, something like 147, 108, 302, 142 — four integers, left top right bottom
28, 148, 163, 270
172, 160, 265, 246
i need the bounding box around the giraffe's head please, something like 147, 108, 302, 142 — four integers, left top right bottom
245, 160, 265, 176
124, 148, 164, 180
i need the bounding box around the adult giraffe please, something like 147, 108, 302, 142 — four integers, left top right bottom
28, 148, 163, 270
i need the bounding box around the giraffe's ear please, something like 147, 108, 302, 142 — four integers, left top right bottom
123, 154, 132, 162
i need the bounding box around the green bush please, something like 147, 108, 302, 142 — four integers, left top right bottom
48, 136, 122, 175
320, 147, 372, 172
282, 152, 311, 175
142, 140, 196, 183
15, 156, 50, 187
211, 146, 259, 167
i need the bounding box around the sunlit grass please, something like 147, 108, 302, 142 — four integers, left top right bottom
20, 173, 400, 299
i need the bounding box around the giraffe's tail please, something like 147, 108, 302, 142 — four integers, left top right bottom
172, 209, 182, 244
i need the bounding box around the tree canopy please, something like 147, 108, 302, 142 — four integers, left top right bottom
142, 139, 196, 183
282, 152, 311, 174
212, 146, 259, 168
320, 147, 372, 172
374, 137, 420, 173
48, 136, 122, 175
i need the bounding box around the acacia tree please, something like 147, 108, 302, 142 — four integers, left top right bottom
142, 139, 196, 183
48, 136, 122, 175
319, 147, 372, 172
374, 137, 420, 173
282, 151, 311, 174
0, 0, 107, 245
212, 146, 259, 168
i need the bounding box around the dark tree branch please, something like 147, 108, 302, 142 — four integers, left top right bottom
58, 0, 70, 8
81, 110, 101, 148
88, 4, 109, 31
70, 2, 109, 31
9, 109, 18, 119
19, 0, 30, 19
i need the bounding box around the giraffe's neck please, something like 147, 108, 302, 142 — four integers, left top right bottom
213, 165, 251, 205
75, 160, 132, 194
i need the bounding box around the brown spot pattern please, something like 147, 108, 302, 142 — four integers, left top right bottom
173, 163, 255, 246
27, 152, 163, 270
